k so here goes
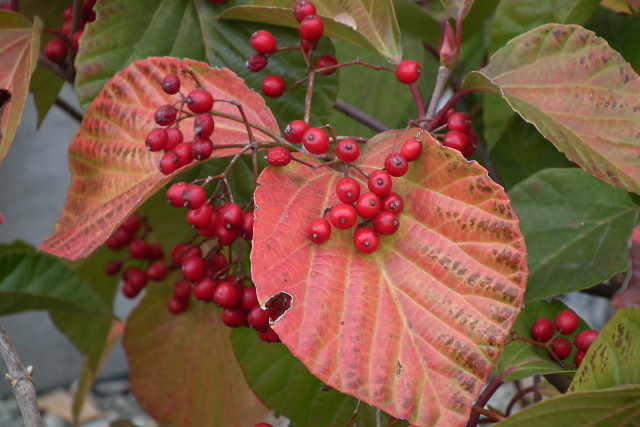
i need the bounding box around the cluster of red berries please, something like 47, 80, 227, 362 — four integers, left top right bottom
305, 136, 423, 254
440, 109, 478, 158
531, 309, 599, 366
42, 0, 96, 65
104, 213, 169, 299
167, 241, 280, 343
145, 72, 219, 175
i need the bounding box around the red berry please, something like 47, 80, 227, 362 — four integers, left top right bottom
367, 170, 393, 197
299, 15, 324, 41
181, 184, 207, 210
70, 30, 83, 51
555, 310, 579, 335
159, 152, 179, 175
167, 182, 187, 207
335, 139, 360, 162
401, 137, 423, 162
172, 142, 194, 167
154, 104, 177, 126
61, 20, 72, 36
262, 75, 286, 98
384, 152, 409, 177
171, 243, 200, 267
308, 218, 331, 244
444, 107, 456, 120
187, 203, 214, 229
447, 112, 471, 134
105, 261, 122, 276
124, 267, 148, 289
193, 277, 217, 301
161, 74, 181, 94
182, 256, 207, 282
174, 280, 192, 300
216, 223, 240, 246
267, 147, 292, 166
44, 39, 68, 65
550, 337, 572, 360
300, 38, 312, 53
219, 202, 243, 230
192, 137, 214, 161
294, 0, 316, 22
531, 318, 554, 342
241, 211, 254, 240
250, 30, 277, 54
240, 287, 259, 311
165, 128, 184, 151
316, 54, 338, 75
214, 281, 240, 309
355, 192, 380, 219
145, 128, 168, 151
329, 203, 357, 230
259, 327, 281, 343
395, 60, 421, 84
353, 227, 379, 254
186, 89, 214, 114
147, 262, 168, 281
284, 120, 310, 143
302, 127, 330, 155
574, 350, 586, 366
443, 131, 471, 154
122, 282, 142, 299
120, 214, 142, 234
372, 211, 400, 235
129, 238, 149, 259
221, 307, 246, 328
168, 297, 188, 314
107, 228, 134, 250
247, 306, 271, 331
246, 53, 268, 72
336, 177, 361, 204
381, 192, 404, 214
575, 330, 599, 352
194, 114, 215, 138
63, 5, 73, 20
208, 252, 227, 270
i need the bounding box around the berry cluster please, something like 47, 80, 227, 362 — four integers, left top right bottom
531, 309, 599, 367
42, 0, 96, 65
440, 109, 478, 158
104, 213, 169, 299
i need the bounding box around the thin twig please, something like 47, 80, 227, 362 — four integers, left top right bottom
471, 405, 504, 422
333, 99, 391, 133
344, 399, 362, 427
38, 55, 75, 83
410, 82, 427, 120
304, 68, 316, 124
426, 66, 451, 120
54, 97, 83, 122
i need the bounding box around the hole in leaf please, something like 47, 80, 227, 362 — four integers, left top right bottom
263, 291, 293, 324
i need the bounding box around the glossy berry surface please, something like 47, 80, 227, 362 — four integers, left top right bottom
353, 227, 379, 254
401, 137, 423, 162
284, 120, 310, 143
316, 54, 338, 75
372, 211, 400, 235
395, 60, 421, 84
181, 256, 207, 282
214, 281, 240, 309
443, 131, 471, 154
154, 104, 177, 126
381, 192, 404, 214
250, 30, 277, 54
329, 203, 357, 230
336, 177, 361, 204
147, 262, 168, 282
240, 287, 259, 311
302, 128, 330, 155
308, 218, 331, 244
173, 280, 192, 300
165, 128, 184, 151
575, 330, 599, 351
367, 170, 393, 198
221, 307, 245, 328
267, 147, 292, 166
555, 310, 579, 335
44, 39, 68, 64
194, 114, 215, 138
181, 184, 207, 210
355, 192, 380, 219
187, 204, 214, 229
447, 112, 471, 133
299, 15, 324, 41
574, 350, 586, 366
192, 137, 214, 161
246, 53, 268, 72
335, 139, 360, 162
384, 152, 409, 177
531, 318, 554, 342
247, 306, 271, 331
294, 0, 316, 22
193, 277, 217, 301
551, 337, 572, 360
161, 74, 181, 94
167, 182, 187, 207
145, 128, 168, 152
262, 75, 286, 98
186, 89, 214, 114
219, 202, 243, 230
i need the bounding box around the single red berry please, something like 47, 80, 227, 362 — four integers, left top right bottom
444, 107, 456, 120
168, 297, 188, 314
193, 277, 217, 301
192, 137, 214, 161
106, 228, 134, 250
181, 256, 206, 284
299, 15, 324, 41
44, 39, 68, 65
302, 127, 330, 155
250, 30, 277, 54
555, 310, 579, 335
372, 211, 400, 235
124, 267, 148, 289
259, 327, 281, 343
187, 203, 214, 229
550, 337, 572, 360
120, 214, 142, 234
105, 261, 122, 276
240, 287, 259, 311
221, 307, 246, 328
214, 281, 240, 309
381, 192, 404, 214
241, 211, 254, 240
172, 142, 195, 167
355, 192, 380, 219
443, 130, 471, 154
335, 139, 360, 162
395, 60, 421, 84
531, 318, 554, 342
384, 152, 409, 177
219, 202, 243, 230
154, 104, 177, 126
262, 75, 286, 98
284, 120, 310, 143
186, 89, 214, 114
63, 5, 73, 20
70, 30, 83, 51
181, 184, 207, 210
316, 54, 338, 75
247, 306, 271, 332
401, 137, 423, 162
165, 128, 184, 151
575, 330, 599, 352
166, 182, 187, 207
61, 20, 72, 36
246, 53, 268, 72
161, 74, 181, 94
300, 38, 312, 53
294, 0, 316, 22
353, 227, 379, 254
147, 262, 168, 282
267, 147, 292, 166
145, 128, 168, 152
170, 242, 187, 267
308, 218, 331, 244
208, 252, 228, 270
194, 114, 215, 138
129, 238, 150, 259
174, 280, 192, 300
216, 223, 240, 246
367, 170, 393, 198
574, 350, 586, 366
329, 203, 357, 230
159, 152, 179, 175
447, 112, 471, 134
336, 177, 361, 204
83, 0, 97, 22
122, 282, 142, 299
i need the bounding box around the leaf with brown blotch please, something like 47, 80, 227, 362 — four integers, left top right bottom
251, 129, 528, 427
39, 57, 279, 260
464, 24, 640, 195
612, 226, 640, 308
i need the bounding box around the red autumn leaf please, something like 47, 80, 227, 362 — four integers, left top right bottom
39, 57, 279, 260
251, 129, 528, 427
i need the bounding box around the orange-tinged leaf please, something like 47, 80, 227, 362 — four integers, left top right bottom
251, 129, 527, 427
124, 284, 269, 427
464, 24, 640, 195
40, 57, 279, 260
0, 12, 41, 166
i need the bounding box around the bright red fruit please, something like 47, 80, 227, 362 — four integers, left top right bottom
550, 337, 572, 360
241, 211, 255, 240
194, 114, 215, 138
214, 281, 240, 309
372, 211, 400, 235
193, 277, 217, 301
575, 330, 599, 351
246, 53, 268, 72
367, 170, 393, 197
574, 350, 586, 366
247, 306, 271, 331
302, 128, 330, 155
335, 139, 360, 162
395, 60, 421, 84
381, 192, 404, 214
267, 147, 292, 166
173, 280, 192, 300
181, 256, 207, 282
250, 30, 277, 54
262, 75, 286, 98
186, 89, 214, 114
145, 128, 168, 151
181, 184, 207, 210
299, 15, 324, 41
401, 137, 423, 161
161, 74, 181, 94
129, 238, 149, 259
44, 39, 68, 64
192, 137, 214, 161
384, 152, 409, 177
187, 204, 214, 229
443, 131, 471, 154
355, 192, 380, 219
447, 112, 471, 133
353, 227, 379, 254
259, 327, 281, 343
147, 262, 168, 281
294, 0, 316, 22
531, 318, 554, 342
336, 177, 361, 204
555, 310, 579, 335
70, 30, 83, 51
221, 307, 246, 328
329, 203, 357, 229
154, 104, 177, 126
308, 218, 331, 244
316, 54, 338, 75
219, 202, 243, 230
165, 128, 184, 151
240, 287, 259, 311
284, 120, 310, 143
166, 182, 187, 207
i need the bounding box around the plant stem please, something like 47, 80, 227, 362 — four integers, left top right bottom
410, 82, 427, 120
70, 0, 83, 35
304, 68, 316, 124
0, 322, 44, 427
426, 66, 451, 120
333, 99, 390, 133
471, 405, 503, 422
210, 109, 290, 147
54, 97, 83, 122
38, 55, 75, 83
344, 399, 361, 427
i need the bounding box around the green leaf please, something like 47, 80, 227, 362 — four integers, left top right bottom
493, 386, 640, 427
29, 66, 66, 128
570, 308, 640, 391
490, 116, 575, 189
586, 6, 640, 73
441, 0, 475, 20
495, 300, 590, 381
392, 0, 440, 45
232, 327, 380, 426
508, 168, 640, 301
465, 24, 640, 195
218, 0, 402, 62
